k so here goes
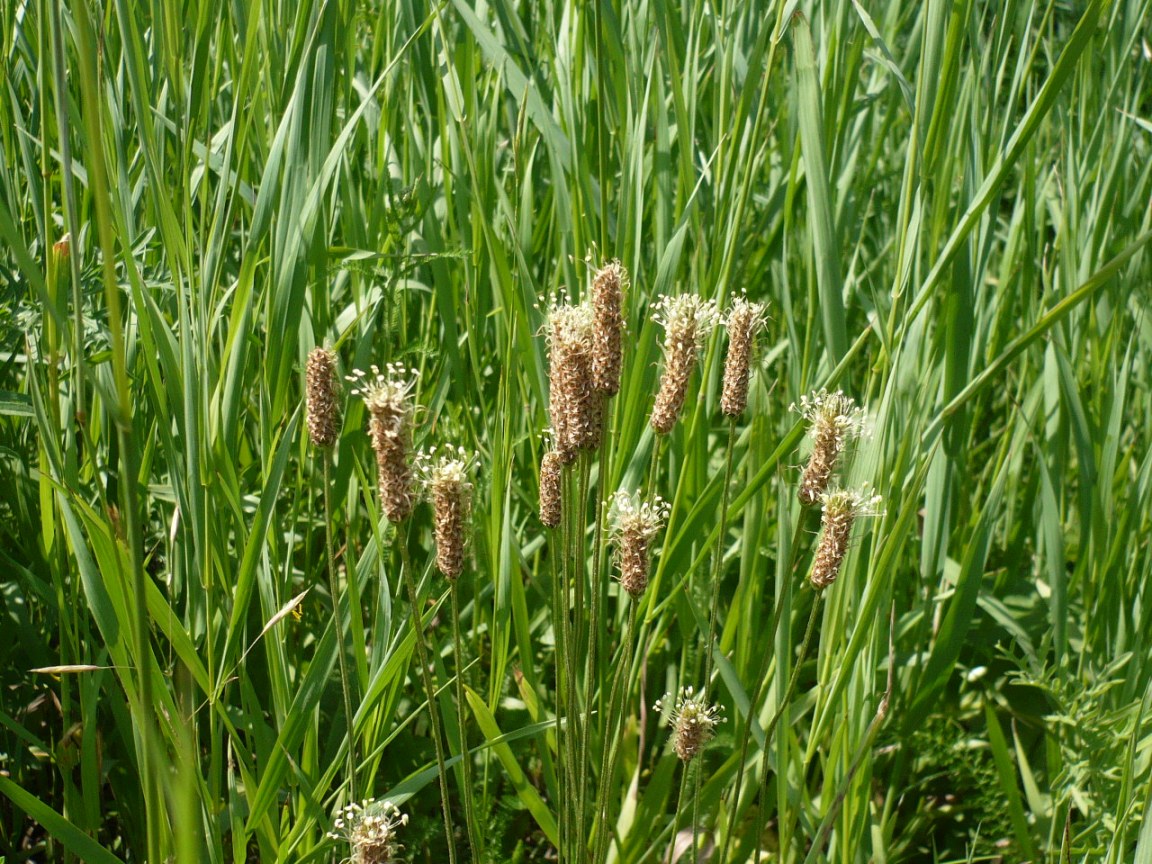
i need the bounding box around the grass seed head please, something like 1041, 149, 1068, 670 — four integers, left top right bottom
720, 296, 769, 417
349, 363, 419, 523
609, 490, 670, 597
306, 347, 342, 448
651, 294, 720, 435
654, 686, 724, 763
547, 300, 603, 460
809, 486, 884, 590
539, 449, 563, 528
419, 446, 473, 580
792, 389, 868, 506
591, 259, 627, 395
329, 799, 408, 864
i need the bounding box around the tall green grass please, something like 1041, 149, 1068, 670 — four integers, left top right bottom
2, 0, 1151, 861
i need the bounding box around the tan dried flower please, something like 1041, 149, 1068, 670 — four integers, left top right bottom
539, 450, 563, 528
306, 347, 342, 448
348, 363, 418, 523
547, 300, 602, 459
420, 447, 473, 580
609, 490, 670, 598
654, 686, 725, 763
651, 294, 720, 435
591, 259, 627, 395
329, 799, 408, 864
720, 296, 769, 417
792, 389, 868, 506
809, 487, 884, 590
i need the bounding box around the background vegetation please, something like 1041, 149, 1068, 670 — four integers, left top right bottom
2, 0, 1152, 861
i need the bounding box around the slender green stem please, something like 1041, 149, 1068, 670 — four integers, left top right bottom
592, 603, 639, 864
452, 585, 483, 864
558, 465, 579, 861
691, 419, 737, 862
323, 458, 356, 802
584, 411, 612, 855
72, 1, 158, 854
668, 762, 692, 864
574, 453, 593, 848
397, 530, 458, 864
549, 523, 568, 862
701, 421, 738, 690
753, 593, 824, 864
717, 506, 816, 864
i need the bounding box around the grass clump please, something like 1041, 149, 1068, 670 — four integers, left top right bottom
1, 1, 1151, 863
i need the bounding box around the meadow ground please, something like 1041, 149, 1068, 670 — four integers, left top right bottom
2, 0, 1152, 862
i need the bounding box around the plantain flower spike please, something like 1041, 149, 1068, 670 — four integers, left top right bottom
546, 299, 602, 461
654, 686, 725, 763
793, 389, 868, 506
590, 259, 627, 396
538, 449, 563, 528
651, 294, 720, 435
420, 446, 474, 580
609, 490, 671, 598
328, 799, 408, 864
809, 486, 884, 590
720, 295, 769, 417
348, 363, 419, 523
306, 347, 342, 448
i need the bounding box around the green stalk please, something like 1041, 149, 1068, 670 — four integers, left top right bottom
72, 1, 160, 856
592, 603, 639, 864
583, 411, 612, 854
557, 463, 579, 861
397, 530, 458, 864
752, 593, 824, 864
547, 518, 567, 862
692, 419, 737, 861
48, 0, 86, 430
669, 760, 692, 864
451, 585, 483, 864
574, 452, 593, 848
717, 506, 816, 864
323, 458, 356, 802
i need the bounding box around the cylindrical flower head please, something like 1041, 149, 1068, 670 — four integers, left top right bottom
591, 259, 626, 396
539, 450, 563, 528
547, 301, 602, 459
720, 297, 769, 417
654, 686, 724, 763
422, 447, 473, 580
609, 490, 670, 597
809, 487, 884, 590
348, 364, 418, 523
306, 347, 342, 448
329, 799, 409, 864
792, 390, 868, 506
651, 295, 720, 435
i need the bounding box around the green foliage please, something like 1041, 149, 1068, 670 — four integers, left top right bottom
1, 0, 1152, 862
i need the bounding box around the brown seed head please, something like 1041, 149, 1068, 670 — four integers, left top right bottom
329, 799, 408, 864
420, 447, 473, 580
539, 450, 563, 528
720, 296, 769, 417
348, 364, 418, 523
793, 390, 868, 506
547, 301, 602, 459
306, 347, 342, 448
651, 294, 720, 435
809, 487, 884, 590
591, 259, 627, 395
609, 491, 670, 598
654, 686, 724, 763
